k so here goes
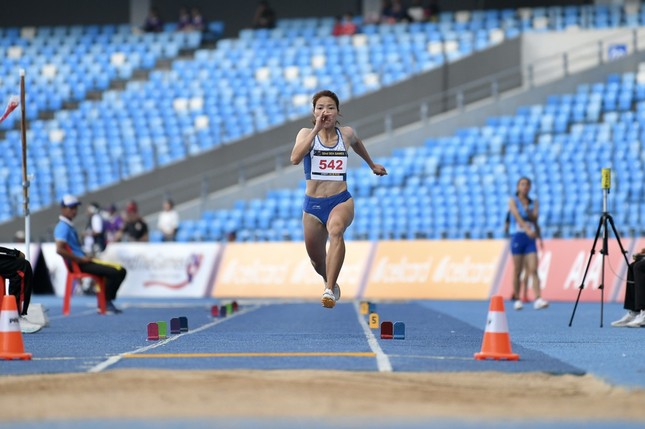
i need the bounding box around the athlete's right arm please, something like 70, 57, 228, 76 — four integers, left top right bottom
290, 127, 317, 165
508, 197, 530, 234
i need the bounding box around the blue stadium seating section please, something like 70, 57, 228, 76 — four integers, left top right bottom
0, 24, 205, 128
0, 4, 643, 238
0, 23, 220, 219
180, 71, 645, 243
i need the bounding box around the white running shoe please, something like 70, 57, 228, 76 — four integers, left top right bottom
625, 310, 645, 328
533, 297, 549, 310
513, 300, 523, 311
611, 310, 639, 327
19, 316, 42, 334
332, 283, 341, 302
321, 289, 336, 309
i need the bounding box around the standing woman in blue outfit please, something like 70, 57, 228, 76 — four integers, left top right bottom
290, 90, 387, 308
508, 177, 548, 310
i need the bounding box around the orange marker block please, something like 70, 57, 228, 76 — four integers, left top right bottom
360, 302, 369, 315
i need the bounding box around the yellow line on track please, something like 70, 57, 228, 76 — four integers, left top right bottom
123, 352, 376, 359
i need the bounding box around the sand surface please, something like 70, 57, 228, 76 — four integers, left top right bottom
1, 370, 645, 422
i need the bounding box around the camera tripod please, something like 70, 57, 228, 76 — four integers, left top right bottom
569, 186, 631, 327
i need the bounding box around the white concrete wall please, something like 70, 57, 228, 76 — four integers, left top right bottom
522, 28, 644, 86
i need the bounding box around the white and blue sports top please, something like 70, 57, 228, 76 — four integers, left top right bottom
303, 127, 348, 181
509, 195, 535, 234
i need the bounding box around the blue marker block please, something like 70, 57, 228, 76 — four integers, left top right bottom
393, 321, 405, 340
170, 318, 181, 334
368, 302, 376, 315
179, 316, 189, 332
220, 305, 227, 317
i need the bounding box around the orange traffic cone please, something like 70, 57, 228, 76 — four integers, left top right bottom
0, 294, 32, 360
474, 295, 519, 361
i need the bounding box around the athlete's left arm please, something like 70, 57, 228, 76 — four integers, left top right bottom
526, 198, 539, 223
344, 127, 387, 176
532, 199, 544, 247
532, 199, 540, 221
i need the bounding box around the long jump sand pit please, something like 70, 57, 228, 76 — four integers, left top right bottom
1, 370, 645, 422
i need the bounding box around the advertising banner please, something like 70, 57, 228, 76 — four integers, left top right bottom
364, 240, 506, 300
41, 243, 220, 297
213, 241, 374, 299
496, 238, 635, 303
100, 243, 220, 297
40, 243, 67, 297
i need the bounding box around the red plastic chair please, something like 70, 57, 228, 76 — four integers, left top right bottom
62, 246, 106, 315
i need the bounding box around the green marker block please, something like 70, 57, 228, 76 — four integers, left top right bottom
157, 321, 168, 339
226, 303, 233, 315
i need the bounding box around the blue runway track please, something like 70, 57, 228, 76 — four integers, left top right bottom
1, 295, 643, 428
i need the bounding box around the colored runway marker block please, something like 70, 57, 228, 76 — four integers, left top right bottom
179, 316, 188, 332
393, 321, 405, 340
220, 305, 227, 317
211, 305, 219, 317
369, 312, 379, 330
226, 303, 233, 315
360, 302, 369, 315
157, 321, 168, 339
170, 318, 181, 334
368, 302, 376, 314
147, 322, 159, 341
380, 321, 393, 339
232, 301, 239, 312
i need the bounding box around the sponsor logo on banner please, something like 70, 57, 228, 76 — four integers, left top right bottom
497, 238, 635, 302
364, 240, 506, 300
142, 253, 203, 289
213, 242, 373, 299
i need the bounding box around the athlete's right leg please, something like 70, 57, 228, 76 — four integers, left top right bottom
303, 212, 328, 282
512, 254, 525, 310
524, 252, 548, 310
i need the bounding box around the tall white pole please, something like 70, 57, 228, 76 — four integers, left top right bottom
19, 68, 30, 261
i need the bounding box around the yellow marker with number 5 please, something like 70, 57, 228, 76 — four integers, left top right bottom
369, 313, 379, 329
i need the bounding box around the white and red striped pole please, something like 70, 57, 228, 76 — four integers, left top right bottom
0, 95, 19, 124
19, 69, 31, 262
